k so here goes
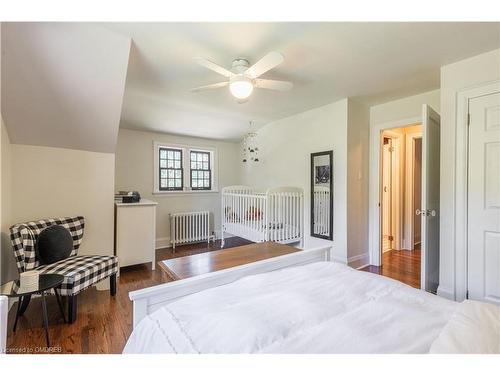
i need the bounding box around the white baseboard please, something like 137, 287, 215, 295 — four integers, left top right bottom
155, 237, 171, 249
348, 253, 370, 269
437, 285, 455, 301
155, 232, 235, 250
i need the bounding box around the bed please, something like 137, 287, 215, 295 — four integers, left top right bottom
124, 246, 500, 354
220, 186, 303, 247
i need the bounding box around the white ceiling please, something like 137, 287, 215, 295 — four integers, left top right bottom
102, 22, 500, 141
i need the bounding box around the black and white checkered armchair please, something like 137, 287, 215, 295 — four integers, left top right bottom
10, 216, 118, 323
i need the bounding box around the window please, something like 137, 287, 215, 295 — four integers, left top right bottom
190, 151, 211, 190
154, 142, 217, 193
159, 147, 183, 191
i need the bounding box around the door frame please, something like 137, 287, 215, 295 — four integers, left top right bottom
381, 137, 394, 252
446, 80, 500, 302
369, 116, 421, 266
381, 130, 403, 253
404, 131, 423, 250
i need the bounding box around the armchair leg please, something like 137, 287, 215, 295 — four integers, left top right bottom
18, 294, 32, 316
110, 273, 117, 296
68, 295, 77, 324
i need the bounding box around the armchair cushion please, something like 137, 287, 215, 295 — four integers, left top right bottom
36, 255, 118, 296
10, 216, 85, 272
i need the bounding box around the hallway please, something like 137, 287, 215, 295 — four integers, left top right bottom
361, 246, 421, 289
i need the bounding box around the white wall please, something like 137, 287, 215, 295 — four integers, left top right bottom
9, 145, 115, 258
0, 118, 15, 284
115, 128, 241, 248
1, 23, 130, 153
240, 99, 349, 262
347, 99, 370, 267
370, 89, 440, 125
438, 48, 500, 300
0, 22, 15, 284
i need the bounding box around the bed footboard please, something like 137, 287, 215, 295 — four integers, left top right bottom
129, 245, 332, 328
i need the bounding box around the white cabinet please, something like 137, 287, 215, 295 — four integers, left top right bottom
115, 199, 158, 271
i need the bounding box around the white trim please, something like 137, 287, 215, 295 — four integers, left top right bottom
437, 286, 455, 301
382, 129, 404, 251
155, 232, 235, 250
155, 237, 171, 249
348, 253, 370, 269
129, 245, 332, 328
153, 141, 219, 194
369, 116, 421, 266
404, 130, 423, 250
445, 80, 500, 302
152, 190, 219, 196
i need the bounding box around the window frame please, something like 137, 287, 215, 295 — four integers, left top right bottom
158, 147, 184, 191
190, 150, 212, 191
153, 142, 218, 194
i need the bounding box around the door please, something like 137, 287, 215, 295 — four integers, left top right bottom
413, 138, 422, 248
382, 139, 392, 252
420, 104, 440, 292
467, 91, 500, 304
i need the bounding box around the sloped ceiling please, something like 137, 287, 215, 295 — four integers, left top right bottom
1, 23, 131, 153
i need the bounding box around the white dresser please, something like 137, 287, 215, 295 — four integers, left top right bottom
115, 199, 158, 271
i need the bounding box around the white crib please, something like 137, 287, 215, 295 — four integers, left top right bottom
313, 186, 330, 236
221, 185, 304, 247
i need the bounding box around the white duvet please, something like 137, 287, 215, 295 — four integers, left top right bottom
430, 299, 500, 353
124, 261, 463, 354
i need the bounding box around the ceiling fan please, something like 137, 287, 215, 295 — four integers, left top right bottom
191, 51, 293, 102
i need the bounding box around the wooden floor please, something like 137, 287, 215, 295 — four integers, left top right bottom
6, 237, 252, 354
361, 247, 421, 289
7, 238, 420, 353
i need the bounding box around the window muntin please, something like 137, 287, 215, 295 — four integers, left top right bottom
159, 147, 183, 191
190, 151, 211, 190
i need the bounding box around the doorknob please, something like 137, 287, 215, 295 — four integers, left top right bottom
416, 209, 437, 217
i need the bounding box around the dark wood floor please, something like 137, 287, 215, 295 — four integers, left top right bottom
6, 237, 252, 354
361, 247, 421, 289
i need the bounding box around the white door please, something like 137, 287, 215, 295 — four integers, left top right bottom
421, 104, 441, 292
382, 140, 392, 252
468, 91, 500, 304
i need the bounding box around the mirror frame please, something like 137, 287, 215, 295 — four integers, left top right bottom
310, 150, 333, 240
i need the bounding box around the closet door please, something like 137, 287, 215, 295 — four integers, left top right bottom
467, 91, 500, 304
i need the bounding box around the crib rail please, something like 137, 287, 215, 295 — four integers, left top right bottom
313, 189, 330, 236
221, 185, 303, 247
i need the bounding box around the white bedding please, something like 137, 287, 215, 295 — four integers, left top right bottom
124, 261, 460, 354
430, 299, 500, 354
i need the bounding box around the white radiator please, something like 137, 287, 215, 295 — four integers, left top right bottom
170, 211, 214, 251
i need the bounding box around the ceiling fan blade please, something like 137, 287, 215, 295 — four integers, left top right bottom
254, 79, 293, 91
190, 81, 229, 93
195, 58, 234, 78
245, 51, 284, 78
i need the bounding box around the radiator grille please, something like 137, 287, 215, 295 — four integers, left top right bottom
170, 211, 213, 250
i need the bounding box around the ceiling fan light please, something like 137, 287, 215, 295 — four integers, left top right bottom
229, 77, 254, 99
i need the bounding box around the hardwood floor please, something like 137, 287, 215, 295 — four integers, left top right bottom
361, 246, 421, 289
5, 237, 252, 354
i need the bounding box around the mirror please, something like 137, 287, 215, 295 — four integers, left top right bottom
311, 151, 333, 240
